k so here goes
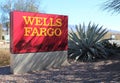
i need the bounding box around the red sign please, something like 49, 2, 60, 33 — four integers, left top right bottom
10, 11, 68, 53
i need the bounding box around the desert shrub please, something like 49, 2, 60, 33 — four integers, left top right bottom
68, 22, 113, 62
101, 40, 120, 54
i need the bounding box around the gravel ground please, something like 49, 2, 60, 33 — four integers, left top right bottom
0, 55, 120, 83
0, 39, 120, 83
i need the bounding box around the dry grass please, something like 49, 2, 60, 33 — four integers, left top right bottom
0, 49, 10, 66
103, 32, 120, 40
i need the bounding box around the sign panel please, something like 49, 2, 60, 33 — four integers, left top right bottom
10, 11, 68, 53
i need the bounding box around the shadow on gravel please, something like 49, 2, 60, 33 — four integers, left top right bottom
0, 55, 120, 83
0, 66, 11, 75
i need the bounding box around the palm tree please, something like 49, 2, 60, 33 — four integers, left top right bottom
104, 0, 120, 13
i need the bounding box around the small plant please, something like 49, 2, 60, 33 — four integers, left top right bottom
101, 40, 120, 54
68, 22, 110, 62
102, 40, 118, 49
0, 49, 10, 66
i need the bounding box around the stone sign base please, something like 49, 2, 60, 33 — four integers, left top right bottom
10, 51, 68, 74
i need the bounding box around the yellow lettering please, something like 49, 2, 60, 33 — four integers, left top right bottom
43, 18, 49, 26
31, 28, 39, 36
54, 28, 62, 36
47, 28, 54, 36
23, 16, 63, 27
56, 18, 62, 26
49, 18, 55, 26
23, 16, 35, 25
35, 17, 43, 26
39, 28, 47, 36
24, 27, 32, 36
24, 27, 62, 36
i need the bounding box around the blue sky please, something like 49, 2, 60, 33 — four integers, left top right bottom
0, 0, 120, 31
41, 0, 120, 31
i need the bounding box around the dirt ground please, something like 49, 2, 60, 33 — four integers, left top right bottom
0, 54, 120, 83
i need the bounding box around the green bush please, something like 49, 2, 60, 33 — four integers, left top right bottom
68, 22, 112, 62
101, 40, 120, 54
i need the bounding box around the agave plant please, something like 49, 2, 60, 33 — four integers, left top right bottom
68, 22, 109, 62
